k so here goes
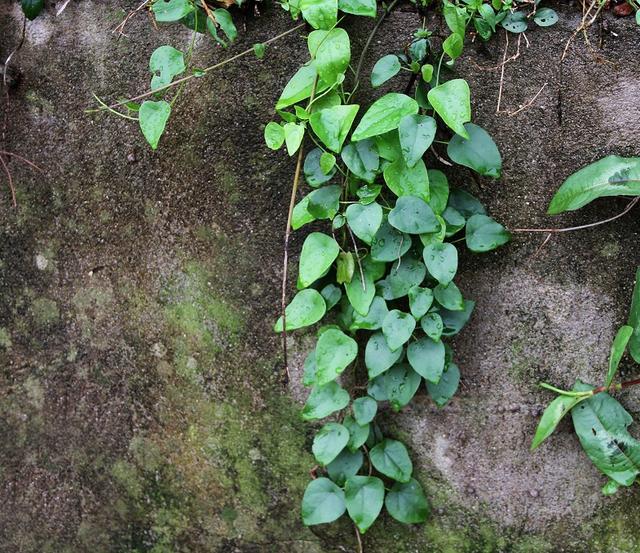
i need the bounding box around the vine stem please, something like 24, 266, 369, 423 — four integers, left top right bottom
354, 523, 363, 553
351, 0, 401, 99
541, 377, 640, 398
510, 197, 640, 234
87, 22, 306, 113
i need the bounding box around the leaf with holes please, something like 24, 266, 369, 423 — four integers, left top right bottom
534, 7, 558, 27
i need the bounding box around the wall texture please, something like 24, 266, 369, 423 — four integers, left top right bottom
1, 1, 640, 551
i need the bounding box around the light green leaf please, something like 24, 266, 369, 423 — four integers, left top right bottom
284, 122, 305, 156
408, 286, 433, 320
337, 251, 355, 284
421, 312, 443, 341
320, 152, 336, 174
534, 7, 558, 27
572, 381, 640, 486
407, 337, 445, 383
370, 439, 412, 482
344, 476, 385, 534
349, 295, 389, 331
426, 362, 460, 407
213, 9, 237, 43
365, 332, 403, 378
531, 393, 588, 450
301, 477, 346, 525
139, 100, 171, 150
606, 326, 634, 388
370, 222, 411, 262
264, 122, 285, 150
313, 422, 350, 465
443, 33, 463, 61
277, 63, 327, 110
343, 415, 369, 451
302, 382, 350, 420
300, 0, 338, 29
152, 0, 194, 22
423, 243, 458, 285
547, 156, 640, 214
384, 158, 430, 202
385, 478, 429, 524
447, 123, 502, 178
398, 114, 437, 168
292, 185, 342, 230
353, 397, 377, 425
345, 273, 375, 315
149, 46, 186, 90
627, 267, 640, 364
310, 105, 360, 153
427, 79, 471, 138
298, 232, 340, 288
352, 93, 419, 141
303, 351, 317, 386
274, 289, 326, 331
374, 130, 402, 162
371, 55, 401, 88
315, 328, 358, 385
338, 0, 376, 17
346, 202, 383, 245
427, 170, 450, 215
465, 214, 511, 252
308, 28, 351, 85
382, 310, 416, 351
367, 364, 421, 411
327, 449, 364, 486
342, 139, 380, 183
304, 148, 337, 187
434, 281, 464, 311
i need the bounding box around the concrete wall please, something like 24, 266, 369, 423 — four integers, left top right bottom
1, 1, 640, 551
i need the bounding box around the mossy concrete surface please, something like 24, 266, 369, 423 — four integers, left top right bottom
1, 1, 640, 552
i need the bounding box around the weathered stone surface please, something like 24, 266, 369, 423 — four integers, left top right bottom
1, 1, 640, 552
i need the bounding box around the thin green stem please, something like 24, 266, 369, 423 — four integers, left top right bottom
91, 93, 138, 121
539, 382, 593, 398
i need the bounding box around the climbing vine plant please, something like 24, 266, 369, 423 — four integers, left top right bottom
266, 1, 513, 536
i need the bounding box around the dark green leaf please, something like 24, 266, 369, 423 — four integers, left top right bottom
547, 156, 640, 215
345, 273, 375, 316
315, 328, 358, 385
213, 9, 237, 43
385, 478, 430, 523
421, 312, 443, 341
313, 422, 350, 465
426, 363, 460, 407
367, 363, 421, 410
343, 415, 369, 451
447, 188, 486, 218
382, 310, 416, 351
371, 55, 401, 88
21, 0, 44, 19
274, 289, 326, 331
353, 397, 377, 425
304, 148, 337, 187
292, 185, 342, 230
301, 477, 346, 525
344, 476, 385, 534
388, 196, 439, 234
352, 93, 419, 141
327, 450, 364, 486
465, 214, 511, 252
350, 296, 389, 331
342, 140, 380, 183
572, 382, 640, 486
447, 123, 502, 178
370, 222, 411, 262
427, 170, 449, 215
370, 439, 413, 482
407, 337, 445, 383
408, 286, 433, 320
365, 332, 403, 378
320, 283, 342, 310
398, 114, 437, 168
302, 382, 350, 420
434, 281, 464, 311
139, 100, 171, 150
423, 243, 458, 285
440, 300, 475, 336
298, 232, 340, 288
